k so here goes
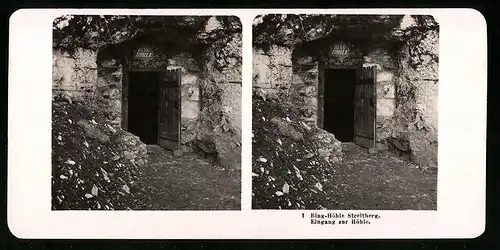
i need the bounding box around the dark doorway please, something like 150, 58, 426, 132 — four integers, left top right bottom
128, 71, 160, 144
323, 69, 357, 142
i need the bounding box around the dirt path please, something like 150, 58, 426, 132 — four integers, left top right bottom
138, 145, 240, 210
322, 143, 437, 210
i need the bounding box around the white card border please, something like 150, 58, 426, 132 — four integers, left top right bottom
8, 8, 487, 239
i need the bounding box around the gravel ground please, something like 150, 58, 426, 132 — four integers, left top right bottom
139, 145, 241, 210
322, 143, 437, 210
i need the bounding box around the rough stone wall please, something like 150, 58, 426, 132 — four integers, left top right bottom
393, 27, 439, 168
252, 45, 293, 98
290, 48, 319, 125
202, 32, 242, 129
52, 48, 98, 102
96, 58, 123, 127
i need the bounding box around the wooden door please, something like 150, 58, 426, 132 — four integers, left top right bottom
354, 65, 376, 148
317, 62, 325, 128
158, 68, 181, 151
121, 63, 130, 130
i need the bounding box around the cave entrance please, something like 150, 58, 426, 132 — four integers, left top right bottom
319, 66, 377, 148
127, 71, 160, 144
122, 66, 182, 151
322, 68, 357, 142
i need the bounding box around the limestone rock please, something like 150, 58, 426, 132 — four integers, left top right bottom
102, 88, 120, 99
310, 130, 343, 164
197, 17, 242, 45
408, 131, 438, 168
115, 133, 148, 167
394, 27, 439, 168
270, 117, 304, 141
215, 134, 241, 169
269, 45, 293, 66
204, 16, 223, 34
185, 28, 242, 169
76, 120, 110, 144
123, 151, 135, 160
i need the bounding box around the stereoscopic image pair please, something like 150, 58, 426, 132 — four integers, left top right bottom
51, 14, 438, 211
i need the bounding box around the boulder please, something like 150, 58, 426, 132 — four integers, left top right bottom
270, 117, 304, 141
115, 133, 148, 167
76, 120, 110, 144
310, 130, 343, 164
214, 129, 241, 170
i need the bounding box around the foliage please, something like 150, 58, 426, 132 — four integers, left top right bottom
53, 15, 242, 51
253, 14, 439, 47
253, 14, 403, 46
54, 15, 138, 50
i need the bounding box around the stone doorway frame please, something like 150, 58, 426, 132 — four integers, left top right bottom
121, 60, 164, 135
317, 61, 376, 144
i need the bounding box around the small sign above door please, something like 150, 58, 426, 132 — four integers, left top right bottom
134, 47, 157, 60
330, 42, 350, 57
325, 42, 359, 67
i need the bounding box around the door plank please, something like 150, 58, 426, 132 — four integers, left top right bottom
121, 63, 129, 130
354, 66, 376, 148
158, 68, 181, 151
317, 62, 325, 128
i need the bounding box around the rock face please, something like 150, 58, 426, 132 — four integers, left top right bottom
252, 45, 293, 99
392, 21, 439, 168
186, 18, 242, 169
290, 47, 320, 125
95, 57, 123, 127
52, 48, 98, 102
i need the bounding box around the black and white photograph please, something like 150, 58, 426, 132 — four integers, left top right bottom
252, 14, 439, 210
51, 15, 242, 210
8, 9, 486, 239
